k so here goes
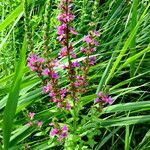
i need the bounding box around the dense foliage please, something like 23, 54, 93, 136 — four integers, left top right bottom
0, 0, 150, 149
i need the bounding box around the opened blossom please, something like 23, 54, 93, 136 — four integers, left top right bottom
27, 54, 44, 71
50, 125, 69, 141
94, 92, 113, 105
28, 112, 35, 120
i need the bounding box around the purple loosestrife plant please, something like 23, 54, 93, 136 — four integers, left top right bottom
27, 0, 112, 145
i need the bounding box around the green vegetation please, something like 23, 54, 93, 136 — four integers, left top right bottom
0, 0, 150, 149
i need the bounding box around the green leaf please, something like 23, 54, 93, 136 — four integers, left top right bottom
3, 38, 27, 149
102, 101, 150, 114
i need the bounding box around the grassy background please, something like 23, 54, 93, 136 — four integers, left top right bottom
0, 0, 150, 149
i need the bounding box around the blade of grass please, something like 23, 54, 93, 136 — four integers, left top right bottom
130, 0, 138, 77
105, 3, 150, 84
3, 38, 27, 149
0, 0, 31, 32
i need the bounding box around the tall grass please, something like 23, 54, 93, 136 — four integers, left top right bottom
0, 0, 150, 149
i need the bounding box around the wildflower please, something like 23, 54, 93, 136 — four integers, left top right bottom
49, 91, 56, 97
57, 24, 66, 35
66, 103, 72, 110
80, 47, 87, 53
89, 56, 96, 65
42, 68, 49, 75
36, 121, 43, 127
83, 35, 93, 44
95, 92, 113, 105
27, 54, 44, 71
50, 125, 69, 141
50, 128, 59, 136
43, 83, 52, 93
94, 98, 101, 103
92, 30, 100, 37
50, 59, 60, 67
28, 112, 35, 120
59, 46, 68, 58
60, 88, 67, 98
51, 72, 59, 79
71, 61, 80, 68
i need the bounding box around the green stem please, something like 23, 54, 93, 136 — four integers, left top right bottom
130, 0, 138, 77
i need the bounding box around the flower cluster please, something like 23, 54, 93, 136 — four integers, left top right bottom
27, 54, 44, 72
26, 112, 43, 128
27, 54, 72, 110
50, 124, 68, 141
81, 30, 100, 67
26, 0, 111, 144
94, 92, 113, 105
57, 0, 78, 59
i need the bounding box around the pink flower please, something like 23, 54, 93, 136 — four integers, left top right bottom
94, 98, 101, 103
80, 47, 87, 53
93, 40, 99, 46
89, 56, 96, 65
71, 61, 80, 68
42, 68, 49, 75
70, 27, 78, 35
97, 92, 103, 97
66, 103, 72, 110
28, 112, 35, 120
95, 92, 113, 105
36, 121, 43, 127
49, 91, 56, 97
27, 54, 44, 71
43, 83, 52, 93
59, 46, 68, 58
60, 88, 67, 98
92, 30, 100, 37
103, 96, 113, 104
51, 59, 60, 67
57, 24, 66, 35
51, 72, 59, 79
50, 128, 59, 136
71, 52, 76, 58
74, 76, 85, 87
58, 132, 68, 141
57, 13, 75, 23
83, 35, 92, 44
38, 57, 45, 63
57, 35, 64, 41
90, 47, 96, 52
